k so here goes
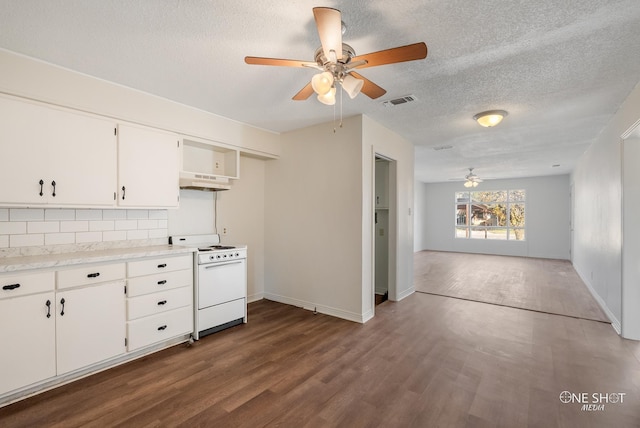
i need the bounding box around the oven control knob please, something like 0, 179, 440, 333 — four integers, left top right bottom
235, 252, 239, 257
216, 255, 221, 259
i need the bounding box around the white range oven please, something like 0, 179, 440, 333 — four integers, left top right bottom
169, 234, 247, 340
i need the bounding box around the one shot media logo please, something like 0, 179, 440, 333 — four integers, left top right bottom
559, 391, 627, 411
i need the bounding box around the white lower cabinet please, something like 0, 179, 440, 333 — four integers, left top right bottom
0, 252, 194, 403
0, 290, 56, 396
126, 254, 193, 352
55, 281, 126, 375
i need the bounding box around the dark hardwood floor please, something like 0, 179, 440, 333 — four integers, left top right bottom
2, 254, 640, 427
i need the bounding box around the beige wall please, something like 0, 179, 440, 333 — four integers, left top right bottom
264, 115, 415, 323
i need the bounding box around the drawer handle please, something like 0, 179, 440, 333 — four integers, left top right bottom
46, 300, 51, 318
2, 283, 20, 291
87, 272, 101, 278
157, 264, 167, 269
157, 325, 167, 331
157, 280, 167, 285
157, 300, 167, 306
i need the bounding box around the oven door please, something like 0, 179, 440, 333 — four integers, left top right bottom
197, 259, 246, 309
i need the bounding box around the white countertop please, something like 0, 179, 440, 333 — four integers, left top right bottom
0, 245, 196, 273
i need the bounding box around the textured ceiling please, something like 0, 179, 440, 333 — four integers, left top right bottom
1, 0, 640, 182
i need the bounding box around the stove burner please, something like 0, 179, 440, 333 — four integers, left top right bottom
198, 245, 236, 252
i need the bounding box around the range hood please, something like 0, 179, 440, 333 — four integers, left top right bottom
179, 172, 231, 192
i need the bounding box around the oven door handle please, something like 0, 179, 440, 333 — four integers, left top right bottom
203, 260, 244, 269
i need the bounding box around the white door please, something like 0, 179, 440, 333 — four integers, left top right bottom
56, 282, 125, 375
0, 292, 56, 395
117, 124, 179, 208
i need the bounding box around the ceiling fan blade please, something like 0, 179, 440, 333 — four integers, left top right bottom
292, 82, 314, 101
350, 72, 386, 99
245, 56, 319, 68
313, 7, 343, 61
351, 42, 427, 69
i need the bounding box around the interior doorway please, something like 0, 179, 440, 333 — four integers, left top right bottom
374, 155, 396, 306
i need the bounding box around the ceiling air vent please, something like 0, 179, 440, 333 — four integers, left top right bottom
433, 145, 453, 151
382, 95, 417, 107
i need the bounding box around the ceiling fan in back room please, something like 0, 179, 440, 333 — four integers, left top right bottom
244, 7, 428, 106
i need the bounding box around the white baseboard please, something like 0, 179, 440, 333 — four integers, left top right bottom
247, 292, 264, 303
395, 286, 415, 302
574, 267, 621, 334
263, 292, 366, 323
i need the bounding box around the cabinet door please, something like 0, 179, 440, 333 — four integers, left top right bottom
0, 292, 56, 395
118, 124, 179, 208
47, 110, 117, 207
0, 95, 117, 207
0, 96, 56, 205
56, 282, 125, 375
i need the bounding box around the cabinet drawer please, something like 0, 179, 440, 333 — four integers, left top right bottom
127, 306, 193, 351
0, 271, 54, 299
127, 254, 192, 278
127, 268, 192, 297
127, 286, 192, 320
57, 263, 125, 290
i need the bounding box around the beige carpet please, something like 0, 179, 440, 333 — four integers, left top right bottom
414, 250, 610, 323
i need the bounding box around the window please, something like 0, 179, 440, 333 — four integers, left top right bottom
455, 190, 526, 240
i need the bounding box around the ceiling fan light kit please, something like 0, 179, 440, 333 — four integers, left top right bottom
341, 74, 364, 99
463, 168, 483, 187
317, 87, 337, 105
244, 7, 428, 105
311, 71, 334, 95
473, 110, 508, 127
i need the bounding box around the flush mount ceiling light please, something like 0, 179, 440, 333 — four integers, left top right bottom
473, 110, 508, 127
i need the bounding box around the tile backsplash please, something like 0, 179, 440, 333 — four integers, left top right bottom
0, 208, 168, 256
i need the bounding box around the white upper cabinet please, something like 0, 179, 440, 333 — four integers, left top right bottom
0, 95, 117, 207
117, 124, 179, 208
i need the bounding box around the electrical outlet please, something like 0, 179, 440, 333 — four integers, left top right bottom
379, 228, 385, 236
223, 227, 228, 235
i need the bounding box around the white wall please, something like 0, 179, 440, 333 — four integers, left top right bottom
0, 49, 280, 157
572, 81, 640, 334
415, 175, 571, 260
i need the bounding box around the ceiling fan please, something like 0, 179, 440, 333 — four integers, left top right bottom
464, 168, 483, 188
244, 7, 428, 105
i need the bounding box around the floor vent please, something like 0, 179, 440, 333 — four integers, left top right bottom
382, 95, 417, 107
